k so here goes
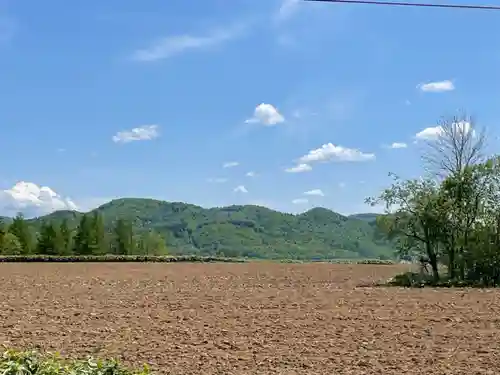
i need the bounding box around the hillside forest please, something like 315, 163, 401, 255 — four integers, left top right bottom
369, 113, 500, 286
0, 201, 393, 260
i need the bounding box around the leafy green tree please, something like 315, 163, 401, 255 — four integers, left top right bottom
370, 113, 500, 286
0, 232, 22, 255
367, 174, 444, 280
37, 222, 62, 255
73, 214, 92, 255
135, 230, 168, 255
113, 219, 134, 255
0, 219, 7, 251
89, 212, 107, 255
59, 219, 73, 255
9, 213, 34, 254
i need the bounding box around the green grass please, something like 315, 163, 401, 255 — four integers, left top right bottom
0, 349, 151, 375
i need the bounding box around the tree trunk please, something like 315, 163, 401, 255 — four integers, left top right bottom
426, 241, 440, 282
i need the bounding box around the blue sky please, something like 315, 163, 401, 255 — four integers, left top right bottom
1, 0, 500, 217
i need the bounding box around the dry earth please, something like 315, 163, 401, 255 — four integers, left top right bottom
0, 263, 499, 374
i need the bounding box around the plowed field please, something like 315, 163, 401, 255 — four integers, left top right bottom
0, 263, 499, 374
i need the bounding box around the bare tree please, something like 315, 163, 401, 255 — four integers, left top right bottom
422, 111, 486, 179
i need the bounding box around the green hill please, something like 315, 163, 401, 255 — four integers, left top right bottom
348, 213, 380, 223
19, 198, 394, 260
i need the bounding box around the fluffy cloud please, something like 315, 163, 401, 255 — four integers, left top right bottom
417, 80, 455, 93
246, 171, 256, 177
223, 161, 239, 168
1, 182, 78, 217
415, 121, 473, 141
298, 143, 375, 164
276, 0, 300, 22
304, 189, 324, 197
415, 126, 442, 141
131, 24, 245, 62
389, 142, 407, 149
112, 125, 159, 143
246, 103, 285, 126
285, 163, 312, 173
292, 198, 308, 204
233, 185, 248, 193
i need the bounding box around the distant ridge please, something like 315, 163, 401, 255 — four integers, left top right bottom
3, 198, 393, 260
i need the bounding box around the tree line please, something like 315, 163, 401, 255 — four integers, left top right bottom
0, 213, 168, 256
368, 112, 500, 286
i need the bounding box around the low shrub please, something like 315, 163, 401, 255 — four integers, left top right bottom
355, 259, 395, 265
0, 255, 246, 263
386, 271, 430, 287
327, 259, 395, 265
0, 349, 151, 375
384, 272, 489, 288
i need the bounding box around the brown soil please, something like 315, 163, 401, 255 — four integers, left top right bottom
0, 262, 499, 375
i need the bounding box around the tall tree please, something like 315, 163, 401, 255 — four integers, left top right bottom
73, 214, 92, 255
59, 219, 73, 255
423, 113, 488, 279
9, 213, 34, 254
367, 174, 443, 280
89, 212, 107, 255
422, 112, 486, 178
0, 218, 7, 252
37, 221, 65, 255
113, 219, 134, 255
135, 230, 168, 255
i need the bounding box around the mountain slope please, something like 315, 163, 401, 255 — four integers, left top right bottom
348, 213, 380, 223
22, 198, 394, 260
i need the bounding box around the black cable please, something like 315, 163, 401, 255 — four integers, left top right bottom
304, 0, 500, 10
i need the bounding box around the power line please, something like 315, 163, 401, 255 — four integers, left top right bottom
304, 0, 500, 10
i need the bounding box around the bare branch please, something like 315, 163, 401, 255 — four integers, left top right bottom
422, 110, 486, 179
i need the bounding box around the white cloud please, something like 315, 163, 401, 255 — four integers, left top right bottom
298, 143, 375, 164
131, 24, 245, 62
417, 80, 455, 93
415, 121, 473, 141
389, 142, 407, 149
246, 171, 256, 177
1, 182, 78, 217
223, 161, 239, 168
207, 178, 228, 184
112, 125, 159, 143
285, 163, 312, 173
234, 185, 248, 193
303, 189, 324, 197
415, 126, 442, 141
292, 198, 308, 204
245, 103, 285, 126
276, 0, 300, 22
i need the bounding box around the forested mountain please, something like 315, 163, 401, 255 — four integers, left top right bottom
348, 213, 380, 222
0, 198, 395, 260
